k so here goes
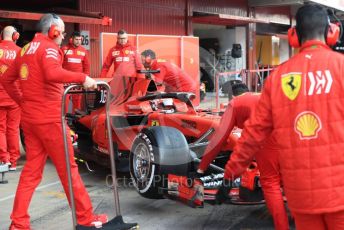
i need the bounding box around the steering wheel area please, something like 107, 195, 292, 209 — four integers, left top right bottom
149, 98, 175, 114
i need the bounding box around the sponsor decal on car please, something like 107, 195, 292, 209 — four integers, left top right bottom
181, 119, 197, 129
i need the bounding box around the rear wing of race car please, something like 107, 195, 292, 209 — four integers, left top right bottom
137, 69, 160, 80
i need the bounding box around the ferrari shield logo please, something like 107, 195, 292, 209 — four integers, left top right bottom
151, 120, 159, 126
281, 73, 301, 100
21, 43, 30, 57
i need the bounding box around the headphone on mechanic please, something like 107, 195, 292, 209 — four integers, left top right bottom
0, 27, 20, 42
288, 10, 340, 48
48, 13, 62, 39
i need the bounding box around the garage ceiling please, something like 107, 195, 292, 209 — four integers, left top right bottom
249, 0, 344, 12
193, 12, 269, 26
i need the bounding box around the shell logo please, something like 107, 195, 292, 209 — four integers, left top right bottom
20, 64, 29, 80
124, 50, 129, 55
0, 65, 8, 74
294, 111, 322, 140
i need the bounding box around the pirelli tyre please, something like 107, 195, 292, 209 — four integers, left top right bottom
130, 126, 191, 199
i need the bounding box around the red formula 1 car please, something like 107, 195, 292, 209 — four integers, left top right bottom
67, 72, 264, 206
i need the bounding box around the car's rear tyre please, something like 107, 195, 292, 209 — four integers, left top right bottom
130, 126, 191, 199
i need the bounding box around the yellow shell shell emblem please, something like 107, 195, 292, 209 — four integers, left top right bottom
124, 50, 129, 55
21, 43, 30, 57
295, 111, 322, 140
20, 64, 29, 80
0, 65, 8, 74
0, 49, 4, 59
281, 73, 302, 100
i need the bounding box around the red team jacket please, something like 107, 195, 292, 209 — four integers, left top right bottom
1, 33, 86, 124
0, 40, 21, 106
198, 93, 260, 171
224, 40, 344, 214
150, 59, 196, 92
61, 44, 90, 75
100, 41, 143, 78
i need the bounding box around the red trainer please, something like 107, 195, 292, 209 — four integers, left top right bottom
86, 214, 108, 228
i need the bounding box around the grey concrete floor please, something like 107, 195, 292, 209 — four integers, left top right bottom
0, 159, 295, 230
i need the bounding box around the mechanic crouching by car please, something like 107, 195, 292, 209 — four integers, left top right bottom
197, 83, 289, 230
1, 13, 108, 229
141, 49, 196, 93
0, 26, 21, 171
216, 4, 344, 230
61, 31, 90, 112
100, 29, 144, 78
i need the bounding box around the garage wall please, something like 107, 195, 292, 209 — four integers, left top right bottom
79, 0, 187, 77
79, 0, 250, 77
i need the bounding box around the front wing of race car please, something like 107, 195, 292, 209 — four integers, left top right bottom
164, 171, 265, 208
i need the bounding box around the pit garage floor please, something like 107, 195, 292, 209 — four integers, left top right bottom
0, 159, 295, 230
0, 94, 295, 230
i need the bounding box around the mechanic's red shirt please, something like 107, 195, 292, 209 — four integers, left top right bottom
150, 59, 196, 92
0, 40, 21, 107
224, 40, 344, 214
61, 44, 90, 75
1, 33, 86, 124
198, 92, 260, 171
100, 41, 143, 78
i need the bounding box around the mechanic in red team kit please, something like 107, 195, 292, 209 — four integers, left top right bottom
1, 13, 108, 229
197, 83, 289, 230
100, 29, 143, 78
216, 4, 344, 230
61, 31, 90, 112
141, 49, 196, 92
0, 26, 21, 171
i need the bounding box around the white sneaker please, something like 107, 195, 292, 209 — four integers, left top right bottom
9, 167, 16, 171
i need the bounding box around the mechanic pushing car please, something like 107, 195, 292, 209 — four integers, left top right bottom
1, 13, 108, 229
100, 29, 144, 78
197, 83, 289, 230
0, 26, 21, 171
61, 31, 90, 112
141, 49, 196, 93
216, 4, 344, 230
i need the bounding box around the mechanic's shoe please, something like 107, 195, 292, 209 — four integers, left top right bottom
9, 167, 17, 171
9, 223, 32, 230
86, 214, 108, 228
4, 161, 11, 166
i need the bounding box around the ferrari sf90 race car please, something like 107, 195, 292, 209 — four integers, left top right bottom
66, 72, 264, 206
